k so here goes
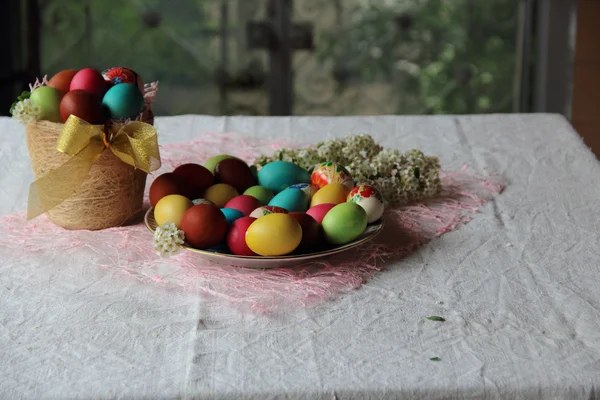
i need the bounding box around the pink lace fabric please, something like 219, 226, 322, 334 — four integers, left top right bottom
1, 133, 504, 312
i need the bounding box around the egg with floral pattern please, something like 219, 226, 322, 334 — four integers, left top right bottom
286, 182, 318, 200
311, 162, 354, 190
249, 205, 288, 219
347, 184, 384, 223
102, 67, 144, 93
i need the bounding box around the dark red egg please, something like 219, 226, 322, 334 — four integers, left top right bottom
289, 212, 320, 248
224, 195, 261, 216
48, 69, 78, 95
149, 173, 194, 207
180, 204, 228, 249
226, 216, 257, 256
69, 68, 107, 97
214, 158, 256, 192
173, 163, 214, 199
59, 90, 105, 124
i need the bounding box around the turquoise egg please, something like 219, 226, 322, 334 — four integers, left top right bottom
257, 161, 310, 193
268, 188, 309, 212
220, 207, 244, 225
101, 83, 144, 119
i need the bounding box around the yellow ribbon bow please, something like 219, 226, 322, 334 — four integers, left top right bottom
27, 115, 161, 220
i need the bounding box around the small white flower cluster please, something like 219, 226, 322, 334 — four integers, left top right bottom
153, 222, 185, 257
11, 99, 41, 125
254, 134, 441, 206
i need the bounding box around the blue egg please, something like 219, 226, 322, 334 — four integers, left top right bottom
102, 83, 144, 119
268, 188, 309, 212
220, 208, 244, 225
257, 161, 310, 193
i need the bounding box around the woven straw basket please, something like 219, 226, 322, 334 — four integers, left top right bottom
26, 120, 147, 230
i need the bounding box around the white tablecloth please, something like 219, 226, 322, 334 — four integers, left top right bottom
1, 114, 600, 399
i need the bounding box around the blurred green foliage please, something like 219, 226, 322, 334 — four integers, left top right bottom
317, 0, 519, 114
39, 0, 519, 115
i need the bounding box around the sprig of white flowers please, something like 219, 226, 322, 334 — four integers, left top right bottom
11, 99, 41, 125
153, 222, 185, 257
254, 134, 441, 206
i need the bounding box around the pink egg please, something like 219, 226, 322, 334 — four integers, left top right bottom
306, 203, 336, 225
69, 68, 107, 97
224, 195, 261, 216
226, 216, 257, 256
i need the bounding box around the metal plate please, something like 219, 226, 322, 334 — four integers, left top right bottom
144, 208, 384, 269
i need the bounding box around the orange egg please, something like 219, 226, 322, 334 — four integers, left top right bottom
48, 69, 78, 94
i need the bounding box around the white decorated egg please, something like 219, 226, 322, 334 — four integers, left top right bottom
347, 184, 384, 223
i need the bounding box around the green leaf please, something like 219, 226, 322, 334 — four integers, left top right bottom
430, 357, 441, 362
426, 316, 446, 322
17, 91, 31, 102
414, 167, 420, 179
9, 102, 17, 114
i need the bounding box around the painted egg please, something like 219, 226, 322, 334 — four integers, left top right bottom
102, 67, 144, 92
69, 68, 107, 97
249, 205, 288, 219
173, 163, 214, 199
347, 184, 385, 223
204, 154, 241, 174
180, 204, 228, 249
214, 158, 256, 192
226, 216, 257, 256
306, 203, 336, 225
192, 198, 215, 206
30, 86, 62, 122
287, 183, 318, 200
224, 195, 261, 216
59, 90, 105, 124
268, 188, 309, 212
154, 194, 193, 228
243, 185, 274, 205
102, 83, 144, 119
203, 183, 239, 208
220, 208, 245, 225
311, 162, 354, 190
310, 183, 350, 208
257, 161, 311, 193
149, 173, 194, 207
288, 212, 320, 248
321, 202, 368, 245
47, 69, 78, 94
246, 213, 302, 256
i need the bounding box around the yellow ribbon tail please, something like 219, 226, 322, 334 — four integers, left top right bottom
110, 121, 161, 173
27, 139, 105, 221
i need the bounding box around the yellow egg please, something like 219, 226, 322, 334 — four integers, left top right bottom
245, 213, 302, 256
310, 183, 351, 208
203, 183, 239, 208
154, 194, 193, 227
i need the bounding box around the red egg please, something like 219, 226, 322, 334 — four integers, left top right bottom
306, 203, 336, 225
59, 90, 105, 124
69, 68, 107, 97
226, 216, 257, 256
224, 195, 261, 216
180, 204, 228, 249
214, 158, 256, 192
289, 212, 320, 248
149, 173, 194, 207
173, 163, 214, 199
48, 69, 78, 94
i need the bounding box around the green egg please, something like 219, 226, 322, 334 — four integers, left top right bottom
204, 154, 241, 174
29, 86, 62, 122
322, 202, 367, 245
102, 83, 144, 119
243, 185, 275, 205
